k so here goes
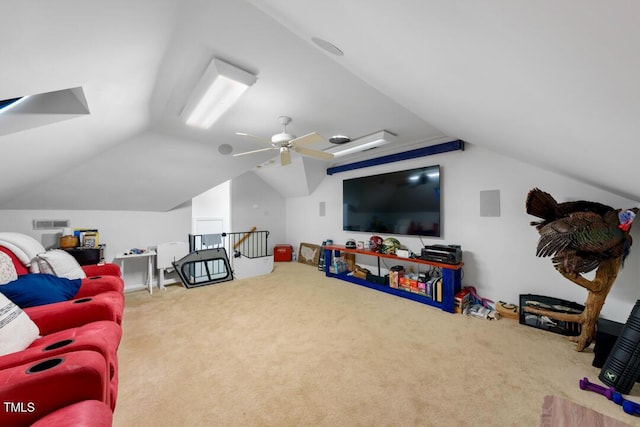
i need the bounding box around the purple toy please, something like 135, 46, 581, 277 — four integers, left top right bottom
579, 377, 615, 400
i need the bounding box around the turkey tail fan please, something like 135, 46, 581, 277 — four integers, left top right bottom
526, 188, 558, 223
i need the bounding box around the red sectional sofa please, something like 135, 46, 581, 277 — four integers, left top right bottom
0, 233, 125, 425
0, 351, 110, 427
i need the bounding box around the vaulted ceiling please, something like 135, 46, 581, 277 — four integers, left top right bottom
2, 0, 639, 211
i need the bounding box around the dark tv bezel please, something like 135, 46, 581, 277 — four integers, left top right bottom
342, 164, 441, 237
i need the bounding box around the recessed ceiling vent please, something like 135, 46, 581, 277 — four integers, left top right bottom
32, 219, 71, 230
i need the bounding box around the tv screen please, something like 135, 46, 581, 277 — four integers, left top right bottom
343, 165, 441, 237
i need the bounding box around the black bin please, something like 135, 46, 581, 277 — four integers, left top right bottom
599, 300, 640, 394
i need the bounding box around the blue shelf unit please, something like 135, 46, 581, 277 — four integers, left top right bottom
323, 245, 463, 313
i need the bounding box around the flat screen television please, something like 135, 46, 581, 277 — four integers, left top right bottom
343, 165, 441, 236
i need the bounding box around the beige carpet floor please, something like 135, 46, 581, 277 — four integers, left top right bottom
113, 262, 640, 426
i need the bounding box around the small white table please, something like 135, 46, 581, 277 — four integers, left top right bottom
113, 250, 156, 294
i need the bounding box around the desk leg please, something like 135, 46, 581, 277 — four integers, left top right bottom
158, 268, 165, 291
147, 256, 153, 295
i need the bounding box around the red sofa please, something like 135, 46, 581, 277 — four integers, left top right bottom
0, 320, 122, 410
24, 291, 124, 334
0, 351, 110, 427
0, 245, 123, 296
0, 233, 126, 424
30, 400, 113, 427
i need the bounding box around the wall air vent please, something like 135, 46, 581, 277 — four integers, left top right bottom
32, 219, 71, 230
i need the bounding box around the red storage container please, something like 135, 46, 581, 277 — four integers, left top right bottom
274, 244, 293, 262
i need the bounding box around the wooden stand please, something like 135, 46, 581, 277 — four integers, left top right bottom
323, 245, 463, 313
523, 256, 622, 352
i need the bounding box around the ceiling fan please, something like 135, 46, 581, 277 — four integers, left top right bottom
233, 116, 334, 166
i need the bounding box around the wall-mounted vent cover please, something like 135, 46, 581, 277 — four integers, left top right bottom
32, 219, 70, 230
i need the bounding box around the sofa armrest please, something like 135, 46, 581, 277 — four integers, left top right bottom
30, 400, 113, 427
82, 263, 121, 277
0, 351, 108, 426
25, 291, 124, 335
75, 275, 124, 298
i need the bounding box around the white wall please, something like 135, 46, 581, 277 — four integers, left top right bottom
231, 171, 287, 254
192, 180, 231, 233
285, 143, 640, 322
0, 207, 191, 290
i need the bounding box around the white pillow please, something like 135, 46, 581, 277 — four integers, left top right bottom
0, 251, 17, 285
0, 232, 46, 268
34, 250, 86, 280
0, 293, 40, 356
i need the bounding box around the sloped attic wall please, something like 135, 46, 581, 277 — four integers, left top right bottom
251, 156, 328, 198
285, 143, 640, 323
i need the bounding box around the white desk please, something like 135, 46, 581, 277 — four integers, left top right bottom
113, 251, 156, 294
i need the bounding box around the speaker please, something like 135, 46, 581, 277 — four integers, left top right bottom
480, 189, 501, 217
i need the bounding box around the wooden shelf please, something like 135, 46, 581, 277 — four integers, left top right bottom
322, 245, 463, 313
323, 245, 463, 270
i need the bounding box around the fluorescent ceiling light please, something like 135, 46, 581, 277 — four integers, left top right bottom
326, 130, 395, 157
181, 58, 257, 129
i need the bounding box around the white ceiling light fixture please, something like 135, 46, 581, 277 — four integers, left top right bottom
181, 58, 257, 129
326, 130, 396, 157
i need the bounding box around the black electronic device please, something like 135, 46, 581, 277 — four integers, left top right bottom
342, 165, 441, 236
420, 244, 462, 265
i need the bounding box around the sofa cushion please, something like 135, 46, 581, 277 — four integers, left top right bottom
0, 274, 82, 308
34, 250, 87, 280
0, 252, 17, 285
0, 293, 40, 356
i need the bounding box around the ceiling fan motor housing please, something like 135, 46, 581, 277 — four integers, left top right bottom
271, 133, 295, 144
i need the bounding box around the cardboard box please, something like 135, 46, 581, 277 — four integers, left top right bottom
496, 301, 520, 321
454, 288, 471, 314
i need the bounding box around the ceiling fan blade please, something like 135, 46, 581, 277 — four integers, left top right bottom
280, 148, 291, 166
235, 132, 272, 145
291, 132, 323, 147
233, 147, 276, 157
294, 146, 335, 161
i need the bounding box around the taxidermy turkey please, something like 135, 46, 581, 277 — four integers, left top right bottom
526, 188, 638, 275
525, 188, 638, 351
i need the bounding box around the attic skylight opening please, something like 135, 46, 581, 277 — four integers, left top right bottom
0, 96, 28, 113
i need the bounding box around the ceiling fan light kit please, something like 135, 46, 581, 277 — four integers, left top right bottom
181, 57, 257, 129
